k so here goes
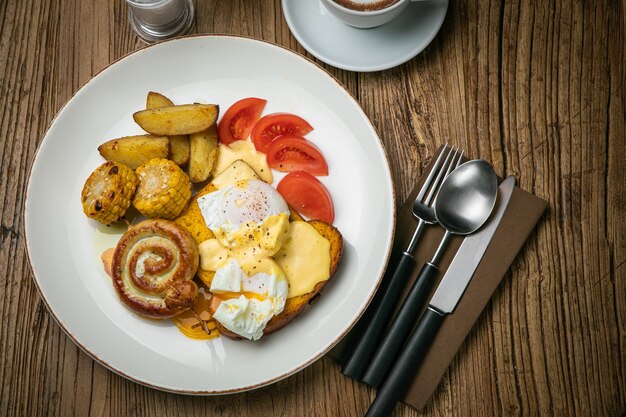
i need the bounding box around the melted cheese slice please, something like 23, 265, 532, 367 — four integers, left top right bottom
274, 221, 331, 298
212, 140, 273, 183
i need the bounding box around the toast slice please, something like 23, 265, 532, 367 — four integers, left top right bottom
174, 163, 343, 340
174, 182, 218, 286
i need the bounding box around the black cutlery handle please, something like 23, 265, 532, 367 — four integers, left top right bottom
341, 251, 415, 380
364, 308, 445, 417
362, 262, 439, 388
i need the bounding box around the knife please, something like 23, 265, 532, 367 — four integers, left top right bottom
364, 176, 516, 417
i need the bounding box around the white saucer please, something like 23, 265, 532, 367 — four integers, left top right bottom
282, 0, 448, 72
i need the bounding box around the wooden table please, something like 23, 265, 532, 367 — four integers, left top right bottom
1, 1, 624, 416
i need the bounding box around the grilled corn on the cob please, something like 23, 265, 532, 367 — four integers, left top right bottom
81, 161, 138, 225
133, 158, 192, 219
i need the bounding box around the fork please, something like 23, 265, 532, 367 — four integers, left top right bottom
341, 145, 463, 380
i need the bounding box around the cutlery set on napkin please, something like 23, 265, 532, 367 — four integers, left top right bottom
337, 145, 547, 416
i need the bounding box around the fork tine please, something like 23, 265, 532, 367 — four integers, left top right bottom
441, 147, 461, 181
424, 146, 458, 206
455, 149, 464, 168
428, 147, 464, 207
416, 145, 449, 202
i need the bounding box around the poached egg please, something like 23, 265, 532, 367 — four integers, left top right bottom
197, 179, 290, 258
210, 258, 288, 340
196, 179, 292, 339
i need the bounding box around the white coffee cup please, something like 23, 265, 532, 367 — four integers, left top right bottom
320, 0, 422, 29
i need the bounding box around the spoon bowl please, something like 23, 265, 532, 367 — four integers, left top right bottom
435, 159, 498, 235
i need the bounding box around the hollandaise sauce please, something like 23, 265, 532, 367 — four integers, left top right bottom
212, 140, 273, 183
171, 283, 220, 340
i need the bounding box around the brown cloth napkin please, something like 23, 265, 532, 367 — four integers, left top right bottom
332, 152, 547, 410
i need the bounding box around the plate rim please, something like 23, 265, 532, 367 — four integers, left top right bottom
23, 33, 397, 394
281, 0, 449, 72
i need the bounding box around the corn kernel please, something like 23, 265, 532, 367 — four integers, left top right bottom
133, 158, 192, 219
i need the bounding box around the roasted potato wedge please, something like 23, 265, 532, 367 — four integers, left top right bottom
146, 91, 174, 108
167, 136, 190, 166
188, 124, 219, 183
98, 135, 169, 169
145, 92, 190, 166
133, 104, 219, 136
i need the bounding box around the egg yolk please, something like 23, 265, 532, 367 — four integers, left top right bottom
212, 291, 267, 302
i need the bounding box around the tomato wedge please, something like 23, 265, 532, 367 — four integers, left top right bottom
218, 98, 267, 145
266, 135, 328, 176
277, 172, 334, 223
251, 113, 314, 153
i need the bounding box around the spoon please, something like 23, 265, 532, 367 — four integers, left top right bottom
361, 159, 498, 388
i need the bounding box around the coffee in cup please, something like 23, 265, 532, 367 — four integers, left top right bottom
332, 0, 401, 12
320, 0, 412, 29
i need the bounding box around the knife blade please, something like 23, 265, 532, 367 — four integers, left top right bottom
364, 176, 516, 417
429, 175, 516, 314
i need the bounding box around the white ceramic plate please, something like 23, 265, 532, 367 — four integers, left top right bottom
25, 35, 395, 394
282, 0, 448, 72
